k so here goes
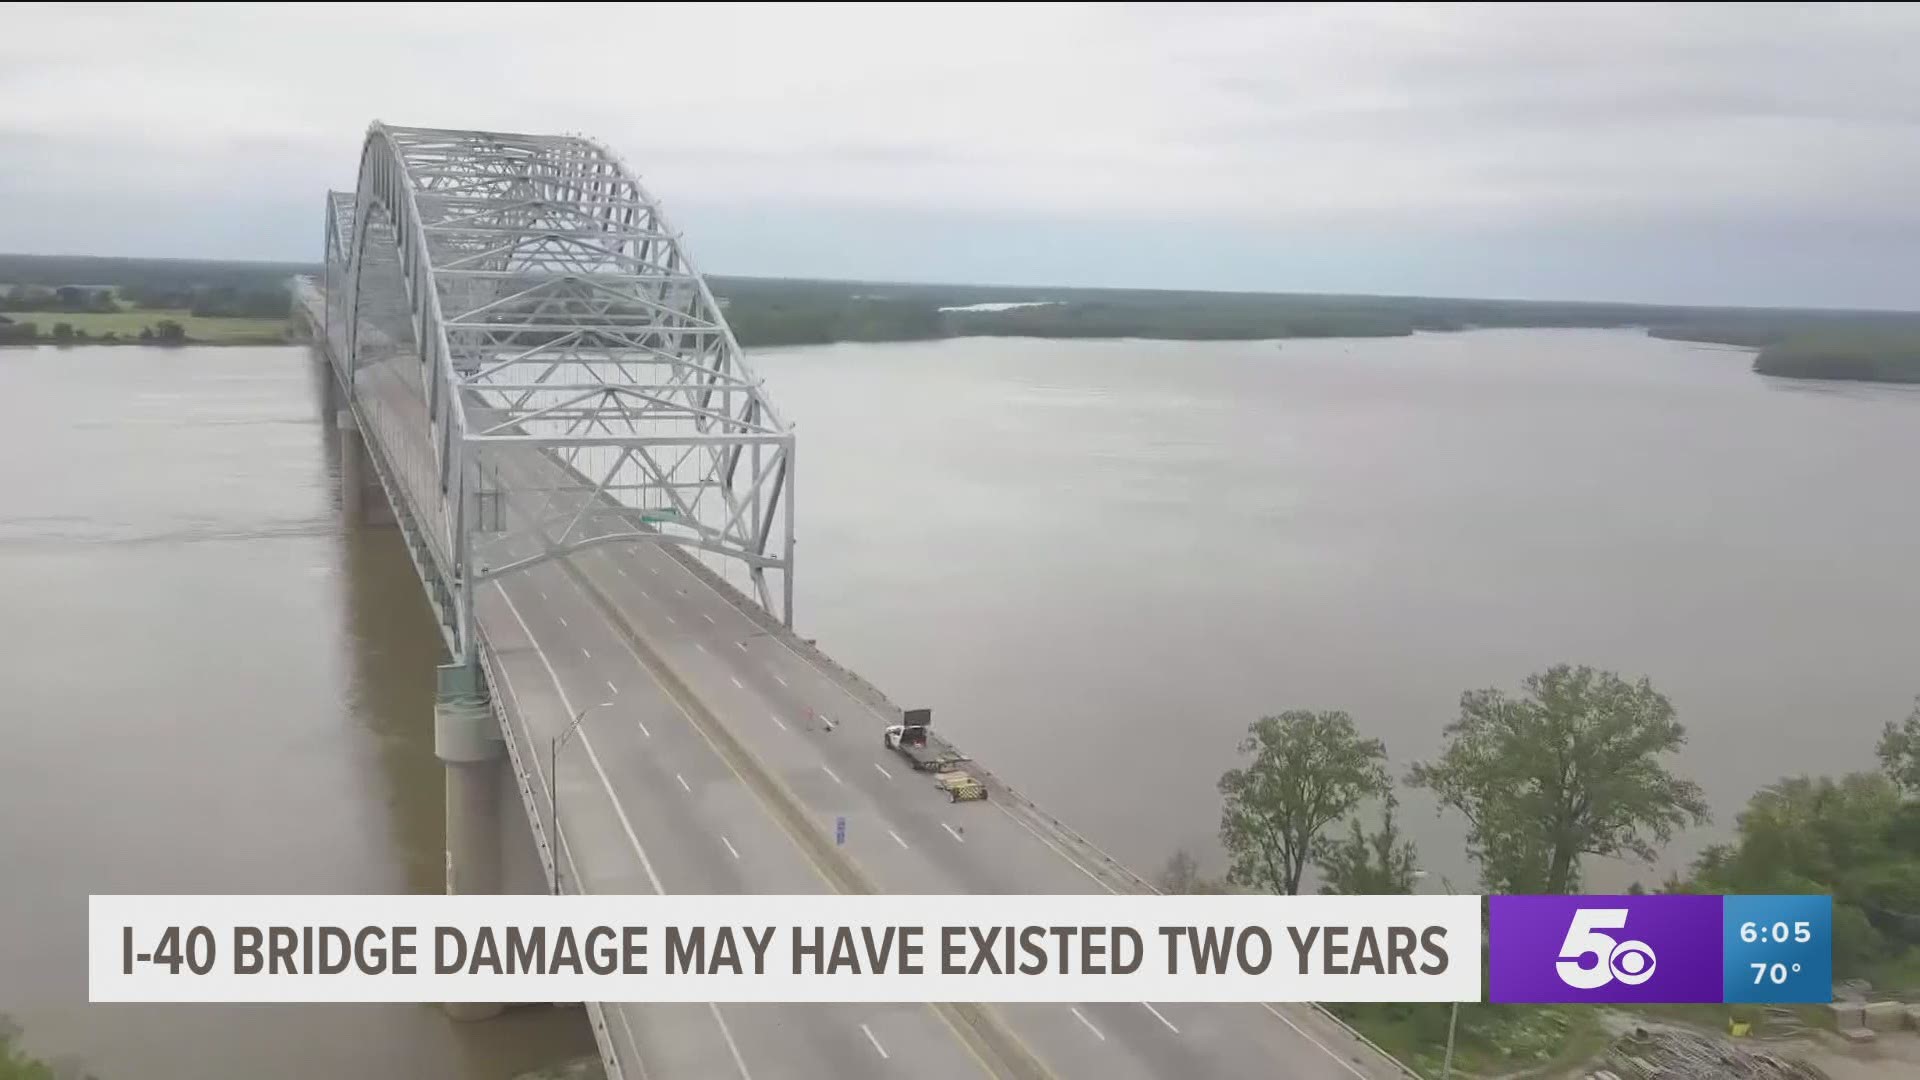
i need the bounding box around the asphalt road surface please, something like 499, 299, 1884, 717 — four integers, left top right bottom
315, 290, 1412, 1080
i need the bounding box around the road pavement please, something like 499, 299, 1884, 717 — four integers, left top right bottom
310, 282, 1415, 1079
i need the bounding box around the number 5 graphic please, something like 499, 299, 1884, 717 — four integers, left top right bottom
1557, 908, 1641, 989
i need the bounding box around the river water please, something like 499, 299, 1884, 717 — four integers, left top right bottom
1, 330, 1916, 1075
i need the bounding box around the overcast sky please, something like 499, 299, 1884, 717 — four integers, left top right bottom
4, 2, 1918, 308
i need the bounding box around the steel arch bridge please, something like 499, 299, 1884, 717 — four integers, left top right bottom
319, 123, 794, 664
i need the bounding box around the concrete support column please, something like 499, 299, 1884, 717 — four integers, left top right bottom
335, 408, 396, 527
336, 410, 366, 524
435, 661, 505, 1023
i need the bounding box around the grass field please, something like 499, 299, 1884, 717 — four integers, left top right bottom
0, 309, 289, 344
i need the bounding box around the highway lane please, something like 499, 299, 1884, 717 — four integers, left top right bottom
574, 537, 1392, 1080
342, 351, 997, 1080
483, 449, 1403, 1080
482, 569, 995, 1080
318, 288, 1411, 1079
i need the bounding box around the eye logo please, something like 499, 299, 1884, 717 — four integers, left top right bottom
1555, 908, 1660, 990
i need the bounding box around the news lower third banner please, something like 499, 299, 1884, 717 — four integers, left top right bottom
91, 893, 1481, 1004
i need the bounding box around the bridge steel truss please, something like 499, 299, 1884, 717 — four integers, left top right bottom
322, 124, 795, 663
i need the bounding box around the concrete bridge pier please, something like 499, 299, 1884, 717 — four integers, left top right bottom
435, 661, 506, 1022
334, 408, 395, 526
336, 410, 367, 523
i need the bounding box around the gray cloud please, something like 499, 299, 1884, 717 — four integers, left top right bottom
1, 2, 1916, 308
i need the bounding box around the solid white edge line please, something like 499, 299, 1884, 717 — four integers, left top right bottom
439, 470, 790, 1080
991, 802, 1112, 892
511, 491, 1359, 1079
487, 645, 660, 1079
1142, 1002, 1180, 1034
496, 584, 665, 895
1070, 1007, 1106, 1042
707, 1003, 755, 1080
860, 1023, 889, 1060
1259, 1004, 1369, 1080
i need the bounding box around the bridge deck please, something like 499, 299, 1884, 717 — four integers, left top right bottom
296, 281, 1412, 1080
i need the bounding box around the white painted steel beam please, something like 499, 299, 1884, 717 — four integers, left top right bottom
328, 124, 795, 663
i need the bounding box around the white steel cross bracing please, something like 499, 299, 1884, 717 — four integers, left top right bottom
324, 123, 794, 662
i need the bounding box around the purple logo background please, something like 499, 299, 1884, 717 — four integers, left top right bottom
1490, 895, 1724, 1003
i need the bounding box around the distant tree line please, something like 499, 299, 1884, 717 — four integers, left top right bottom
0, 284, 119, 313
0, 316, 189, 346
708, 274, 1920, 352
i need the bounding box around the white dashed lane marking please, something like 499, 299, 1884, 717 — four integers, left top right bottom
873, 763, 892, 780
1142, 1003, 1180, 1034
1071, 1007, 1106, 1041
941, 823, 965, 844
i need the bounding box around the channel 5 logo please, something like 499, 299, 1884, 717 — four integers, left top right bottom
1490, 895, 1723, 1003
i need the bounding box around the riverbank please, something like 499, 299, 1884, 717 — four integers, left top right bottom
0, 309, 291, 346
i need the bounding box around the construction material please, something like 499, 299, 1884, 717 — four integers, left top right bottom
936, 772, 988, 803
1597, 1027, 1829, 1080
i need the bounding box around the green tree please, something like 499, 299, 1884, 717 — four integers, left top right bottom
153, 319, 186, 345
1218, 710, 1390, 895
0, 1016, 56, 1080
1692, 772, 1914, 975
50, 322, 74, 343
1155, 848, 1227, 894
1880, 698, 1920, 793
1409, 664, 1709, 893
1316, 793, 1420, 895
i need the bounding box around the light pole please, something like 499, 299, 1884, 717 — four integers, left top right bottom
1412, 870, 1460, 1080
550, 701, 614, 896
